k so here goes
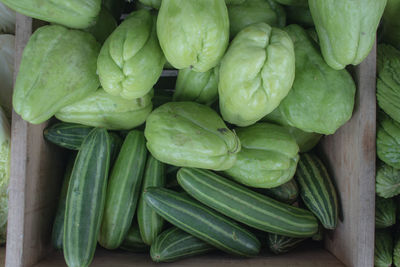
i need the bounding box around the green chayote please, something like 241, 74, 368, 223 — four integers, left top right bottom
55, 88, 152, 130
13, 25, 100, 124
226, 0, 246, 4
309, 0, 386, 70
224, 123, 299, 188
144, 102, 241, 171
273, 0, 307, 6
375, 196, 396, 229
139, 0, 161, 8
227, 0, 286, 37
0, 0, 101, 29
97, 9, 165, 99
173, 67, 219, 106
382, 0, 400, 49
219, 23, 295, 127
375, 229, 393, 267
157, 0, 229, 72
274, 25, 355, 135
377, 112, 400, 169
84, 8, 117, 44
376, 161, 400, 198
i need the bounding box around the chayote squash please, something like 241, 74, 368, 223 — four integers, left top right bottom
173, 66, 219, 106
13, 25, 100, 124
226, 0, 246, 4
84, 8, 117, 44
382, 0, 400, 50
376, 161, 400, 198
55, 88, 152, 130
144, 102, 241, 171
375, 229, 393, 267
227, 0, 286, 38
274, 24, 355, 135
377, 112, 400, 169
219, 23, 295, 127
309, 0, 386, 70
157, 0, 229, 72
375, 196, 396, 229
0, 0, 101, 29
224, 123, 299, 188
273, 0, 307, 6
139, 0, 161, 9
97, 9, 165, 100
377, 44, 400, 123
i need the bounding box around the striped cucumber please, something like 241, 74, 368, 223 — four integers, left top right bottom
63, 128, 111, 267
375, 196, 396, 229
267, 233, 306, 254
177, 168, 318, 238
120, 223, 149, 253
137, 155, 166, 245
295, 153, 339, 229
375, 229, 393, 267
144, 187, 261, 257
99, 130, 148, 249
264, 179, 299, 204
43, 122, 93, 150
150, 227, 214, 262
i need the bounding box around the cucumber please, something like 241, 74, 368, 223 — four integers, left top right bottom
375, 229, 393, 267
43, 122, 93, 150
295, 153, 339, 229
144, 187, 261, 257
267, 233, 306, 254
312, 224, 324, 241
137, 155, 166, 245
264, 179, 299, 204
150, 227, 214, 262
177, 168, 318, 238
120, 223, 150, 253
51, 153, 75, 250
63, 128, 111, 267
375, 196, 396, 229
99, 130, 148, 249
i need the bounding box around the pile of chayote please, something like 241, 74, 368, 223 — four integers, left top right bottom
8, 0, 385, 188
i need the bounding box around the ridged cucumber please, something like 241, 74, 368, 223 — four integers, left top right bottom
63, 128, 111, 267
150, 227, 214, 262
264, 179, 299, 204
144, 187, 261, 257
177, 168, 318, 238
375, 196, 396, 229
44, 122, 93, 150
137, 155, 166, 245
375, 229, 393, 267
99, 130, 148, 249
120, 223, 149, 253
295, 153, 339, 229
268, 233, 306, 254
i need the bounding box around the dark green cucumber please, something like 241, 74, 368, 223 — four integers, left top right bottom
375, 196, 396, 229
99, 130, 148, 249
63, 128, 111, 267
144, 187, 261, 257
295, 153, 339, 229
375, 229, 393, 267
264, 179, 299, 204
43, 122, 93, 150
109, 132, 123, 163
267, 233, 306, 254
137, 155, 166, 245
150, 227, 214, 262
177, 168, 318, 238
120, 223, 149, 253
51, 153, 75, 250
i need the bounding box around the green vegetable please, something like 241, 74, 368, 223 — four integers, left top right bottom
120, 223, 149, 253
109, 132, 123, 163
273, 0, 307, 6
394, 230, 400, 267
150, 227, 214, 262
99, 130, 147, 249
219, 23, 295, 127
178, 168, 318, 237
0, 3, 15, 34
43, 123, 93, 150
84, 8, 117, 44
377, 112, 400, 169
374, 229, 393, 267
157, 0, 229, 72
0, 106, 10, 245
309, 0, 386, 70
375, 196, 396, 229
144, 102, 240, 171
224, 123, 299, 188
55, 88, 153, 130
376, 161, 400, 198
63, 128, 111, 267
97, 9, 165, 99
264, 179, 299, 204
267, 233, 306, 254
144, 187, 261, 256
0, 34, 14, 119
139, 0, 161, 8
312, 224, 324, 241
285, 5, 314, 27
226, 0, 246, 4
382, 0, 400, 49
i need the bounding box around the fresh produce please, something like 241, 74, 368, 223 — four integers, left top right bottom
226, 0, 246, 4
224, 123, 300, 188
13, 25, 100, 124
377, 112, 400, 169
99, 130, 147, 249
177, 168, 318, 237
394, 231, 400, 267
374, 229, 393, 267
267, 233, 306, 254
144, 102, 241, 171
150, 227, 214, 263
84, 8, 117, 44
0, 0, 101, 29
312, 224, 323, 241
120, 223, 149, 253
219, 23, 295, 127
309, 0, 386, 70
376, 161, 400, 198
295, 153, 339, 229
55, 88, 153, 130
43, 123, 93, 150
63, 128, 111, 267
139, 0, 161, 9
0, 3, 14, 34
273, 0, 307, 6
227, 0, 286, 37
157, 0, 229, 72
382, 0, 400, 49
144, 187, 261, 256
0, 107, 10, 245
109, 132, 123, 163
375, 196, 396, 228
0, 34, 14, 119
285, 5, 314, 27
264, 179, 299, 204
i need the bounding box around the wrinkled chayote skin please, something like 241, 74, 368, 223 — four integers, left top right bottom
275, 25, 355, 135
376, 161, 400, 198
375, 196, 396, 229
173, 66, 219, 106
377, 45, 400, 123
227, 0, 286, 37
219, 23, 295, 127
84, 8, 117, 44
55, 88, 153, 130
377, 112, 400, 169
13, 25, 100, 124
157, 0, 229, 72
309, 0, 387, 70
0, 0, 101, 29
144, 102, 241, 171
382, 0, 400, 50
224, 123, 299, 188
97, 9, 165, 99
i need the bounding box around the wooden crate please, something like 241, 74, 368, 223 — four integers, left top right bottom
5, 14, 376, 267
